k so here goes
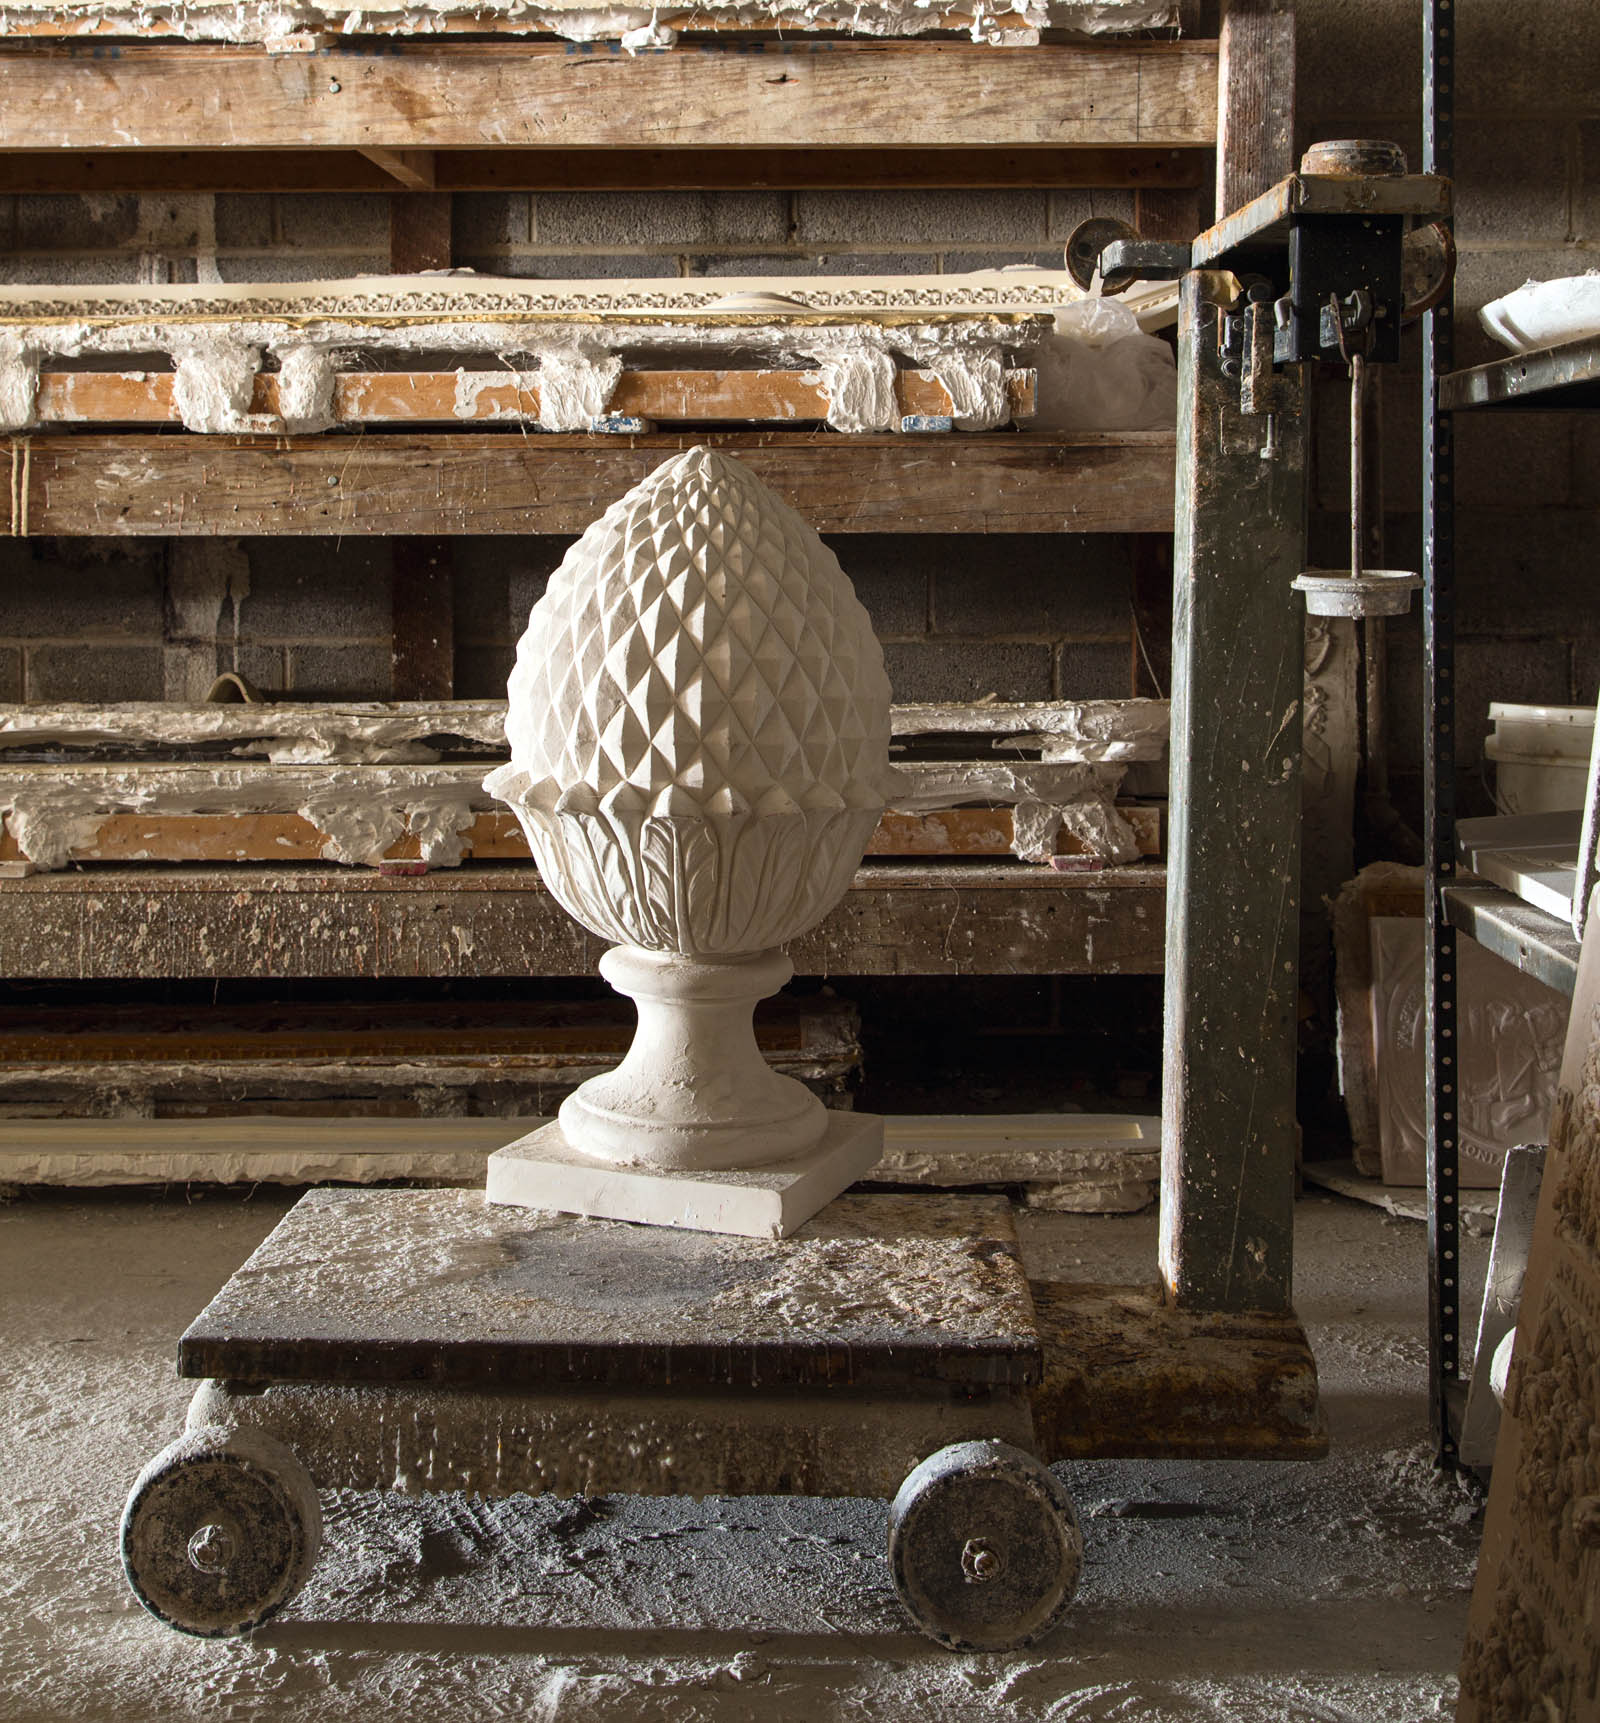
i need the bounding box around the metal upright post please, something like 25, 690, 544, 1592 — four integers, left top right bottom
1423, 0, 1461, 1466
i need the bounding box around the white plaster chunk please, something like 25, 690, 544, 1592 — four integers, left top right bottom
808, 344, 898, 433
535, 348, 623, 431
928, 348, 1009, 431
170, 333, 276, 434
619, 16, 676, 49
487, 445, 894, 1204
1, 799, 104, 871
1054, 798, 1142, 863
274, 344, 346, 434
405, 797, 478, 868
296, 793, 408, 866
0, 329, 39, 432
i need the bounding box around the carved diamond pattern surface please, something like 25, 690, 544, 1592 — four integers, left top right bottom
503, 446, 891, 819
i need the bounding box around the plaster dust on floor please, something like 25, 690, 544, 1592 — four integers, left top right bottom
0, 1187, 1486, 1722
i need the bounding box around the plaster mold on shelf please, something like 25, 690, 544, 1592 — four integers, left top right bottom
892, 696, 1169, 755
486, 445, 893, 1227
0, 267, 1136, 327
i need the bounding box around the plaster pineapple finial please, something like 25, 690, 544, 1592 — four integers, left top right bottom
484, 446, 894, 1236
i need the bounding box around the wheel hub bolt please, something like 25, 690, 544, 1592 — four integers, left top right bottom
961, 1537, 1004, 1582
187, 1523, 236, 1574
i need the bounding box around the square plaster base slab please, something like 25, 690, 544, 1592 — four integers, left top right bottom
485, 1113, 884, 1239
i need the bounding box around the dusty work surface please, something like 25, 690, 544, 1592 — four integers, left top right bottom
179, 1189, 1037, 1392
2, 1187, 1487, 1721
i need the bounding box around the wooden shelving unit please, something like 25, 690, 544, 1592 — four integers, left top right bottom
0, 16, 1225, 977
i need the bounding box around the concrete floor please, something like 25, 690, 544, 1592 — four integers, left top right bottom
1, 1184, 1489, 1722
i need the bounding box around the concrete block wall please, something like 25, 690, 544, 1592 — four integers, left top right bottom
454, 534, 1133, 702
1299, 0, 1600, 824
0, 187, 1131, 286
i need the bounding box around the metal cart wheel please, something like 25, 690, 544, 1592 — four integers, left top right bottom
888, 1439, 1082, 1651
120, 1424, 322, 1638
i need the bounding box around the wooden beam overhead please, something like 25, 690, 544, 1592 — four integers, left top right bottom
0, 41, 1219, 153
0, 144, 1210, 194
1216, 0, 1295, 216
1, 430, 1178, 537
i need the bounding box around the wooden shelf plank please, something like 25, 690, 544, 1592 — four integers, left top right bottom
2, 430, 1176, 535
0, 862, 1166, 979
0, 144, 1211, 195
0, 41, 1218, 154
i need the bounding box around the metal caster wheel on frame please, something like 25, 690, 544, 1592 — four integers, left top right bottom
120, 1424, 322, 1638
888, 1439, 1083, 1651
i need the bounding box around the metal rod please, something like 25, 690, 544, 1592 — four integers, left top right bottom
1362, 370, 1390, 798
1349, 352, 1366, 582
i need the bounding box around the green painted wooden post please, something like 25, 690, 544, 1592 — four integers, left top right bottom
1159, 271, 1308, 1314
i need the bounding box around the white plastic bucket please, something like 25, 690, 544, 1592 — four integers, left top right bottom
1486, 702, 1596, 814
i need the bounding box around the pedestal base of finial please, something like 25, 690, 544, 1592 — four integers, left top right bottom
485, 1112, 883, 1239
558, 944, 828, 1172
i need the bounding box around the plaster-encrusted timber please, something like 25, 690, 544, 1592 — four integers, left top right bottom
0, 698, 1170, 868
0, 0, 1177, 50
0, 271, 1175, 435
